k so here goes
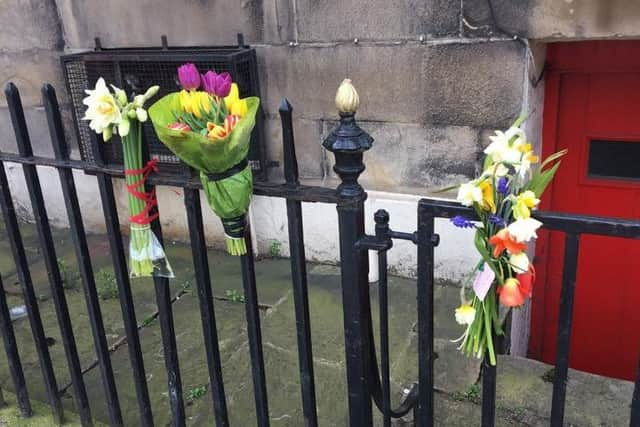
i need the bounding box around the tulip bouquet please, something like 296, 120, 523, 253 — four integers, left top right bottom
83, 78, 173, 278
450, 118, 566, 365
149, 64, 259, 255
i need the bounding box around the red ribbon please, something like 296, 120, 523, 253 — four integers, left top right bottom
125, 159, 159, 225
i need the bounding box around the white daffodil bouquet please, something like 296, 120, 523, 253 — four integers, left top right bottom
83, 78, 173, 278
449, 117, 566, 365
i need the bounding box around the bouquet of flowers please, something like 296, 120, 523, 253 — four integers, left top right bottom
83, 78, 174, 278
149, 64, 260, 255
450, 118, 566, 365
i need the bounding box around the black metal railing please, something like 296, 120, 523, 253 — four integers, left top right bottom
356, 198, 640, 426
1, 79, 640, 427
0, 82, 335, 427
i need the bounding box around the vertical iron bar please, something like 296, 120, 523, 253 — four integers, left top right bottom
375, 210, 391, 427
240, 231, 270, 426
91, 132, 154, 427
323, 110, 374, 427
11, 84, 92, 426
280, 99, 318, 427
152, 277, 185, 427
416, 204, 435, 425
0, 273, 31, 416
42, 84, 123, 426
141, 143, 185, 427
631, 355, 640, 427
481, 359, 496, 426
184, 188, 229, 427
550, 233, 580, 427
2, 83, 64, 424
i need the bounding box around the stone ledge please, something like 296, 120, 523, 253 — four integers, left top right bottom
462, 0, 640, 41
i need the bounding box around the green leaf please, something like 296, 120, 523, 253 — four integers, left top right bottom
540, 148, 568, 172
432, 183, 461, 194
528, 161, 562, 197
482, 153, 493, 171
474, 229, 492, 265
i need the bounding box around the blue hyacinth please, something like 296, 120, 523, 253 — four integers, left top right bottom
489, 214, 506, 228
451, 216, 475, 229
497, 177, 509, 196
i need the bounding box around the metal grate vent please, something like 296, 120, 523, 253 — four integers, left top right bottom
62, 36, 266, 180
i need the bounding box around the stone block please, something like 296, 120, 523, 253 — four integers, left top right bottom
296, 0, 460, 41
257, 44, 427, 123
264, 116, 325, 180
0, 102, 77, 155
56, 0, 264, 49
262, 0, 295, 43
0, 0, 63, 51
0, 50, 66, 107
463, 0, 640, 40
423, 40, 524, 128
323, 120, 479, 191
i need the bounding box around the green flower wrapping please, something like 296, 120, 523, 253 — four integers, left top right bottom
149, 94, 260, 255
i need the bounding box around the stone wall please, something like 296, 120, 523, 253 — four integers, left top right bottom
1, 0, 640, 271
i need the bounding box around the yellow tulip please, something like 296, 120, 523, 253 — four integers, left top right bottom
180, 90, 211, 119
224, 83, 247, 118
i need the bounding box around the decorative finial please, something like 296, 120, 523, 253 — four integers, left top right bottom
335, 79, 360, 114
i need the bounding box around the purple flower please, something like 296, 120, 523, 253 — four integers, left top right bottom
201, 70, 232, 97
497, 177, 509, 196
451, 216, 475, 229
178, 63, 201, 91
489, 215, 506, 228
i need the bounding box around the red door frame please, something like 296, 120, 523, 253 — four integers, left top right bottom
529, 40, 640, 360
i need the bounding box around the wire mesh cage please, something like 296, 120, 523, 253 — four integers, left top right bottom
62, 34, 267, 180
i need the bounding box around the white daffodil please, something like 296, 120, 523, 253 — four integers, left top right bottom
82, 78, 121, 134
484, 127, 527, 165
507, 218, 542, 243
457, 182, 483, 207
454, 303, 476, 326
452, 303, 477, 350
509, 252, 530, 273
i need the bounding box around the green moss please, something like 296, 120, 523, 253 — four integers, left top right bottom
0, 390, 105, 426
95, 268, 118, 300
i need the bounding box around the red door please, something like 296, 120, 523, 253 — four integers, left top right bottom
530, 41, 640, 381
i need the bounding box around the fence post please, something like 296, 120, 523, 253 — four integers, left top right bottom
322, 80, 374, 426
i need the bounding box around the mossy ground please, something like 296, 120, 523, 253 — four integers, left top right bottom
0, 221, 634, 425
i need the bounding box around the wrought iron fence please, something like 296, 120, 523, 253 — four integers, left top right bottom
0, 80, 639, 427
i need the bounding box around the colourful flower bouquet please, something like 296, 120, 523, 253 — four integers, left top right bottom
149, 64, 260, 255
83, 78, 174, 278
450, 118, 566, 365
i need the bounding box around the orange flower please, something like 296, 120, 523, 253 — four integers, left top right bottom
497, 266, 536, 308
206, 115, 240, 142
498, 278, 525, 307
207, 122, 227, 141
516, 265, 536, 298
489, 229, 527, 257
168, 122, 191, 132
